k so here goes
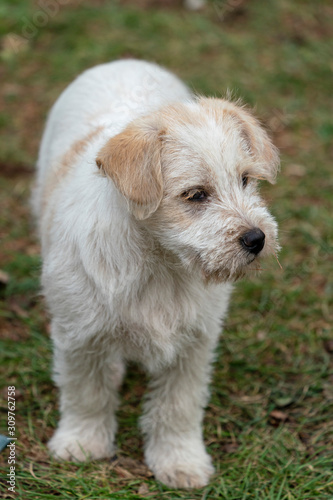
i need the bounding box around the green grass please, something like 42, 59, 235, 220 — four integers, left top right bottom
1, 0, 332, 498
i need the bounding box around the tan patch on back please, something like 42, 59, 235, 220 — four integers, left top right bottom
42, 126, 103, 210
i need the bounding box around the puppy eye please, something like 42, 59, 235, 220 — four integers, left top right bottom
182, 189, 208, 202
242, 175, 249, 188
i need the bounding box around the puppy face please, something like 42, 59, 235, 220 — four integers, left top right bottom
96, 97, 279, 283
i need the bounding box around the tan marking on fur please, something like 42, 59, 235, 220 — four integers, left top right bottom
160, 103, 196, 125
42, 126, 104, 210
153, 198, 201, 232
156, 152, 219, 231
198, 97, 280, 183
96, 118, 165, 220
160, 97, 279, 184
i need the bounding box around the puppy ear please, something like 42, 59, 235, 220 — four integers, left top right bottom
239, 111, 280, 184
199, 98, 280, 184
96, 118, 164, 220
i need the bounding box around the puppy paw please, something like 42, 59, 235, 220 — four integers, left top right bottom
146, 446, 214, 489
155, 463, 214, 489
48, 427, 114, 462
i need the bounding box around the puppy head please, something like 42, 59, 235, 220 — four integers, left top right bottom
96, 97, 280, 282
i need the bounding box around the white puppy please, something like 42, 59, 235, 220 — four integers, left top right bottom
33, 59, 279, 489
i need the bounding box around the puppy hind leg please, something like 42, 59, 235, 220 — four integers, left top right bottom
140, 337, 216, 489
48, 330, 124, 462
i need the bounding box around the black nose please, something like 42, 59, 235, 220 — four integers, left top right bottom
240, 228, 265, 255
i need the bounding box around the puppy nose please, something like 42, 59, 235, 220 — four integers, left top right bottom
240, 228, 265, 254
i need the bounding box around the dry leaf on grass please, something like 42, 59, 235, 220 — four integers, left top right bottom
111, 456, 153, 479
0, 270, 10, 285
9, 300, 29, 319
114, 465, 134, 479
137, 483, 154, 496
269, 410, 289, 426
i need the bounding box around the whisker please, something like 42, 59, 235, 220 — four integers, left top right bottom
273, 252, 283, 270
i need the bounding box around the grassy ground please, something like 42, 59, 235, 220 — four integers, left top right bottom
1, 0, 333, 498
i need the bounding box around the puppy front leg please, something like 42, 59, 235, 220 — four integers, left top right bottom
141, 338, 216, 489
48, 331, 124, 462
